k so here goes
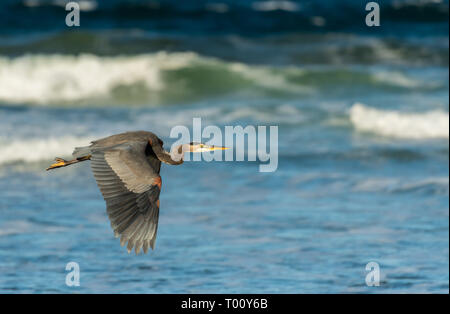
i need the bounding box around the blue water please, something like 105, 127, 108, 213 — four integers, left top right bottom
0, 0, 448, 293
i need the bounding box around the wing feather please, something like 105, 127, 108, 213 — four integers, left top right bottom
90, 141, 162, 254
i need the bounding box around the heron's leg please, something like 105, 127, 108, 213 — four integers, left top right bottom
46, 155, 91, 171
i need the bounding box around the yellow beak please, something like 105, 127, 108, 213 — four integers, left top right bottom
210, 146, 229, 151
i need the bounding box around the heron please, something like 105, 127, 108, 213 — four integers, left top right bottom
46, 131, 227, 254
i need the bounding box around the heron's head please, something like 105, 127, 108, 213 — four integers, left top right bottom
188, 142, 229, 153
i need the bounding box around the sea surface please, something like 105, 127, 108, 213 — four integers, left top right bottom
0, 0, 448, 293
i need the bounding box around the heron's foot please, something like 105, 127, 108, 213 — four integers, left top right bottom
46, 157, 69, 171
46, 155, 91, 171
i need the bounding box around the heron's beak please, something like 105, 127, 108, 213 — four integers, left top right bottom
190, 143, 229, 153
209, 146, 229, 151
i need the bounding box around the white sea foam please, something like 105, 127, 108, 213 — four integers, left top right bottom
0, 52, 198, 104
0, 136, 94, 164
0, 53, 312, 105
0, 53, 430, 106
350, 103, 449, 139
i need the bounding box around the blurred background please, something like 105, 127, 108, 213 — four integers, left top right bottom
0, 0, 448, 293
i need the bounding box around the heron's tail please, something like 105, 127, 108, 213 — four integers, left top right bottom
46, 155, 91, 171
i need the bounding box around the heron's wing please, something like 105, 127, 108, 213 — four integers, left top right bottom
90, 142, 162, 254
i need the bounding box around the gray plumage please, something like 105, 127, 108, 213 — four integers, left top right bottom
73, 131, 177, 254
47, 130, 225, 254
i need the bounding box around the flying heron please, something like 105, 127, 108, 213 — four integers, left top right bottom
46, 131, 227, 254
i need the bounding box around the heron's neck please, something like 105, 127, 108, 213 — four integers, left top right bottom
150, 142, 185, 165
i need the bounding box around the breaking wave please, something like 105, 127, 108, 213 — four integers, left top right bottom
350, 103, 449, 139
0, 136, 94, 164
0, 53, 430, 106
0, 53, 194, 105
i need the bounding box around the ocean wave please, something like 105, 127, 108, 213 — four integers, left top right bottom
0, 52, 315, 105
0, 136, 94, 164
1, 31, 447, 68
0, 219, 69, 237
354, 177, 449, 195
0, 53, 432, 106
0, 53, 192, 105
372, 71, 423, 89
350, 103, 449, 139
2, 0, 447, 36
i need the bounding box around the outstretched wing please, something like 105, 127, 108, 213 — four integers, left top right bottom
90, 141, 162, 254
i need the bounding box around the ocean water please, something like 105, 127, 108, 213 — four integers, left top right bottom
0, 0, 448, 293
